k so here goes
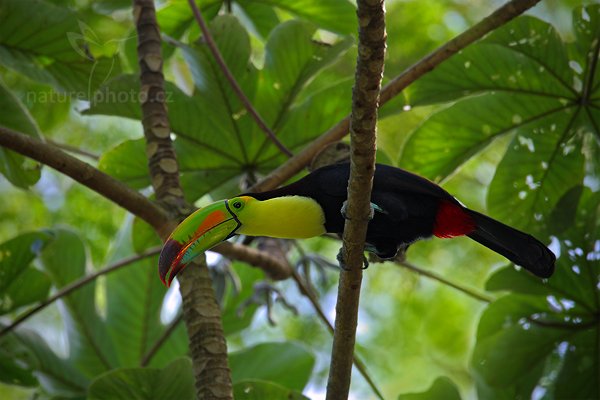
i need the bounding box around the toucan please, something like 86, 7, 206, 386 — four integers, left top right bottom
159, 163, 555, 286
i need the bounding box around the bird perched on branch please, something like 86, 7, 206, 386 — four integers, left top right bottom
159, 163, 555, 286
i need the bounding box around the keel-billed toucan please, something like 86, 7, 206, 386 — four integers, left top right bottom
159, 163, 555, 286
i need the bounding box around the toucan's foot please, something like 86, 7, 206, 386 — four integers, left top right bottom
236, 281, 297, 326
340, 201, 384, 221
336, 248, 369, 270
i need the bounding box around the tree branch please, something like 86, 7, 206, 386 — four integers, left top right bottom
140, 314, 184, 366
187, 0, 293, 158
250, 0, 542, 193
326, 0, 385, 398
132, 1, 232, 398
398, 261, 495, 303
215, 242, 292, 280
0, 246, 161, 338
290, 270, 384, 400
0, 126, 171, 236
46, 139, 100, 160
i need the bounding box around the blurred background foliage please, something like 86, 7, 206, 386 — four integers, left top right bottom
0, 0, 598, 399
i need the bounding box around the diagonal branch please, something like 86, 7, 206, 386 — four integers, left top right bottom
250, 0, 542, 193
326, 0, 385, 398
398, 261, 495, 303
187, 0, 293, 158
0, 125, 171, 236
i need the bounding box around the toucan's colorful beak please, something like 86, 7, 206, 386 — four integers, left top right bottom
158, 201, 241, 286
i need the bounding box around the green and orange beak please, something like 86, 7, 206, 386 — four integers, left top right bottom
158, 200, 241, 286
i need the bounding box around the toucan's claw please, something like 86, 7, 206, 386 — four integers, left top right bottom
336, 248, 369, 271
341, 200, 384, 221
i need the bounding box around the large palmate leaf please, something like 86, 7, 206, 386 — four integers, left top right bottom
0, 232, 51, 315
105, 255, 188, 368
87, 16, 353, 201
0, 327, 89, 396
397, 376, 462, 400
39, 229, 119, 377
233, 380, 309, 400
229, 342, 315, 391
0, 80, 42, 188
473, 188, 600, 399
0, 0, 121, 97
401, 6, 600, 233
88, 358, 195, 400
156, 0, 355, 43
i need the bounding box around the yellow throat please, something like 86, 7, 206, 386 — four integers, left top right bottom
237, 196, 326, 239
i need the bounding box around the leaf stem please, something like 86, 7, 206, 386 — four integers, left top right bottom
398, 261, 495, 303
0, 246, 161, 338
140, 314, 184, 367
186, 0, 293, 158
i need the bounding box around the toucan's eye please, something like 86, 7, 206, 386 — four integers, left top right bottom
232, 200, 243, 209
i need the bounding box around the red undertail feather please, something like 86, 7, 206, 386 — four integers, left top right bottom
433, 200, 475, 238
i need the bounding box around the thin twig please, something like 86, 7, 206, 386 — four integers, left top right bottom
46, 139, 100, 160
326, 0, 385, 398
398, 261, 495, 303
0, 246, 161, 338
187, 0, 293, 158
140, 314, 184, 366
250, 0, 542, 193
290, 270, 385, 400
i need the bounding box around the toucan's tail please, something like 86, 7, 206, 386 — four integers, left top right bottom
465, 209, 555, 278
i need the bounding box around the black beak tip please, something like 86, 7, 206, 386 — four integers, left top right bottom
159, 239, 183, 287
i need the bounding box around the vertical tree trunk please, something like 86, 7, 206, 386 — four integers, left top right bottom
132, 1, 233, 398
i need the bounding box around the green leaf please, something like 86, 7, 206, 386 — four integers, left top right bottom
87, 17, 353, 202
402, 92, 566, 182
548, 184, 584, 233
488, 189, 600, 312
476, 187, 600, 399
487, 108, 585, 233
0, 232, 52, 314
0, 0, 121, 96
39, 229, 119, 377
554, 329, 599, 399
397, 376, 461, 400
1, 327, 88, 396
88, 357, 194, 400
131, 217, 161, 254
0, 80, 42, 188
232, 379, 309, 400
472, 295, 568, 388
229, 342, 314, 391
221, 262, 264, 336
253, 0, 357, 35
98, 139, 150, 190
406, 16, 574, 106
0, 350, 37, 387
236, 1, 280, 40
105, 255, 188, 368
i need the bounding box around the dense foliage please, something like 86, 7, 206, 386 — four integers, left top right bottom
0, 0, 598, 399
